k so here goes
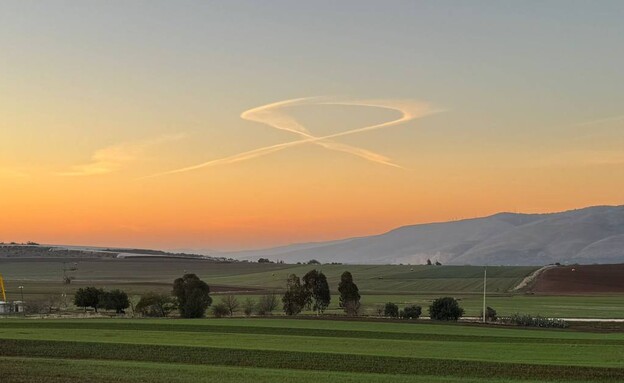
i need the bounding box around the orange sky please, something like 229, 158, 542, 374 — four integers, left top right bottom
1, 2, 623, 251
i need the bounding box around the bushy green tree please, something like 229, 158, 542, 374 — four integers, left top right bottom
401, 305, 422, 319
99, 289, 130, 314
338, 271, 360, 315
429, 297, 464, 321
135, 293, 176, 317
384, 302, 399, 318
282, 274, 308, 315
73, 287, 103, 312
302, 269, 331, 314
172, 273, 212, 318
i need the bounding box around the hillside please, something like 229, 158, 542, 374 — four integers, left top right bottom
221, 205, 624, 266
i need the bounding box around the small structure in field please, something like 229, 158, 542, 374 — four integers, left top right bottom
0, 301, 25, 314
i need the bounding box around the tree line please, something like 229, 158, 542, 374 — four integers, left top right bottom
72, 270, 470, 321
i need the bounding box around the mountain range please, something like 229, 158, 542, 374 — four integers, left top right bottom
219, 205, 624, 266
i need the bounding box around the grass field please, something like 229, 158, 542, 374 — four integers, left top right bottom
0, 258, 534, 293
1, 318, 623, 382
2, 258, 624, 318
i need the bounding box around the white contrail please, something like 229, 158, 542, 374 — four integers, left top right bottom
240, 97, 400, 167
145, 97, 436, 178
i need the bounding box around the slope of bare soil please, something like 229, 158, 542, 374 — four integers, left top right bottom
532, 264, 624, 294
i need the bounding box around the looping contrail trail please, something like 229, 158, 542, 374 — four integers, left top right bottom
144, 97, 437, 178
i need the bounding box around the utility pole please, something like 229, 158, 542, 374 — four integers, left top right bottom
18, 285, 24, 315
482, 267, 487, 323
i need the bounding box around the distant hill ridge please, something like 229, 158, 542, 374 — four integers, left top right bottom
221, 205, 624, 266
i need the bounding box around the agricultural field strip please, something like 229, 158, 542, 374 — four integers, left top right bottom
2, 321, 623, 346
5, 317, 624, 339
1, 339, 623, 382
2, 326, 622, 367
0, 356, 561, 383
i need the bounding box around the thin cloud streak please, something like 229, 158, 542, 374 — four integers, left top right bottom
57, 133, 187, 177
146, 97, 437, 178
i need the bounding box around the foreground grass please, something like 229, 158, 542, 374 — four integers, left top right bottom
1, 318, 623, 369
0, 357, 553, 383
2, 339, 623, 382
1, 318, 622, 382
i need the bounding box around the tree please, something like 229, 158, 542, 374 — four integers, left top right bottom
429, 297, 465, 321
384, 302, 399, 318
243, 298, 256, 316
338, 271, 360, 316
258, 258, 273, 263
172, 273, 212, 318
307, 259, 321, 265
257, 293, 279, 315
135, 293, 176, 317
302, 269, 331, 314
481, 306, 497, 322
282, 274, 308, 315
221, 295, 239, 317
400, 305, 422, 319
211, 303, 229, 318
74, 287, 103, 312
99, 289, 130, 314
435, 261, 442, 266
426, 259, 432, 265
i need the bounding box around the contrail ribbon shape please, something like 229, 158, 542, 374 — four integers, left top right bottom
145, 97, 436, 178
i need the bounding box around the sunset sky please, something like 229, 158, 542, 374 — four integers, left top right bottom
1, 1, 623, 251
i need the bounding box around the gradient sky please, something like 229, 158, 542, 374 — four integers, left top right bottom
1, 1, 623, 251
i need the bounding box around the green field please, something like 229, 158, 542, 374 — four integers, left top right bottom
0, 259, 534, 294
1, 318, 623, 382
2, 258, 624, 318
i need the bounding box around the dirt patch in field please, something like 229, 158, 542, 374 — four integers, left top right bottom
531, 264, 624, 294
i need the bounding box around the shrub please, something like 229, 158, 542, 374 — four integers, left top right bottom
481, 306, 497, 322
257, 293, 279, 315
499, 313, 569, 328
221, 295, 239, 317
135, 293, 176, 317
211, 303, 229, 318
24, 300, 48, 315
429, 297, 464, 321
400, 305, 422, 319
375, 305, 385, 317
243, 298, 255, 316
384, 302, 399, 318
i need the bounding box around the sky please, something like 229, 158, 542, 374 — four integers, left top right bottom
1, 1, 623, 251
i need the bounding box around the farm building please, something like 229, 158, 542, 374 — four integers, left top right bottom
0, 301, 25, 314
